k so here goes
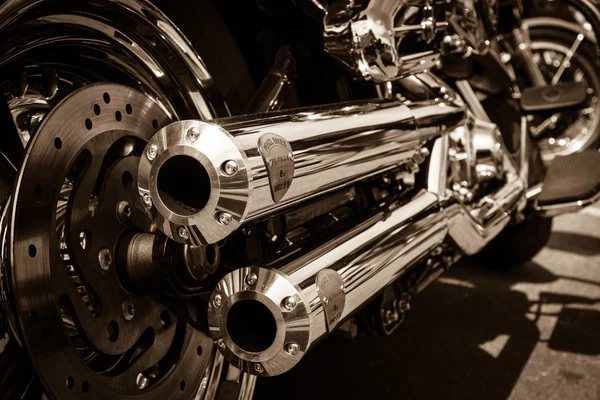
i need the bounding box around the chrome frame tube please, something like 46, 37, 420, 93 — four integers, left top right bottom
244, 46, 295, 114
511, 26, 547, 87
535, 190, 600, 217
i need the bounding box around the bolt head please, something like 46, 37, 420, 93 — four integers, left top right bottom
121, 299, 135, 321
178, 227, 189, 240
397, 299, 410, 313
187, 127, 201, 142
323, 297, 330, 306
117, 200, 131, 223
282, 296, 297, 311
254, 363, 264, 373
223, 160, 239, 176
213, 294, 222, 308
217, 338, 225, 348
142, 193, 152, 207
285, 342, 300, 355
98, 248, 112, 271
147, 144, 158, 160
385, 310, 398, 324
217, 212, 233, 226
245, 272, 258, 286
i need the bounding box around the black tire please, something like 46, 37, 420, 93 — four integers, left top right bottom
476, 214, 553, 268
151, 0, 255, 116
0, 334, 41, 399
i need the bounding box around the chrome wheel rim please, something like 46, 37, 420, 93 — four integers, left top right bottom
0, 0, 229, 148
528, 39, 600, 159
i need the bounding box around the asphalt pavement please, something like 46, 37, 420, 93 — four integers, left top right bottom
256, 204, 600, 400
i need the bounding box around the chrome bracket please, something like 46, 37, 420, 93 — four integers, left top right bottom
421, 1, 436, 43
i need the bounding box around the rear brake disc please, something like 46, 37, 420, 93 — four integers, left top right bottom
5, 83, 212, 399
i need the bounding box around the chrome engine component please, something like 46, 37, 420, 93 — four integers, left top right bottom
207, 190, 446, 376
139, 97, 466, 245
428, 115, 525, 255
322, 0, 442, 81
320, 0, 493, 82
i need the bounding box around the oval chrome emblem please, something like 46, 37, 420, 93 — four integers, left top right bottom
258, 133, 295, 203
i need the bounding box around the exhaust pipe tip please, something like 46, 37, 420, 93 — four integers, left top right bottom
207, 267, 311, 376
138, 120, 252, 245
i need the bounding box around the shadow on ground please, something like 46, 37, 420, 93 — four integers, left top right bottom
256, 259, 600, 400
546, 231, 600, 256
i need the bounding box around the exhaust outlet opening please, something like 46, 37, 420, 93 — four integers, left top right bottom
226, 299, 277, 353
157, 155, 211, 216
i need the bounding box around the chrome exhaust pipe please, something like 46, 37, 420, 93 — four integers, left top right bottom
138, 98, 465, 244
206, 190, 448, 376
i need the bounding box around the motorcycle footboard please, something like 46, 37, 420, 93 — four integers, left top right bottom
535, 150, 600, 216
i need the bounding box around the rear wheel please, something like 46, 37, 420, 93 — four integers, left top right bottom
0, 1, 253, 399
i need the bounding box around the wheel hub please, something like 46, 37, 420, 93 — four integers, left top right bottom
6, 83, 212, 399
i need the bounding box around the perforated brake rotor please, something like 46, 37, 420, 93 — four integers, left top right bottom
6, 83, 213, 399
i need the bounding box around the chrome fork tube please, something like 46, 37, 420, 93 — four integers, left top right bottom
511, 26, 547, 87
206, 189, 448, 376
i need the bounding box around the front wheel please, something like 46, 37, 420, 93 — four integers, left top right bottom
513, 18, 600, 160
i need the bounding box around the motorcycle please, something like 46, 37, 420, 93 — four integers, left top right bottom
0, 0, 599, 399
